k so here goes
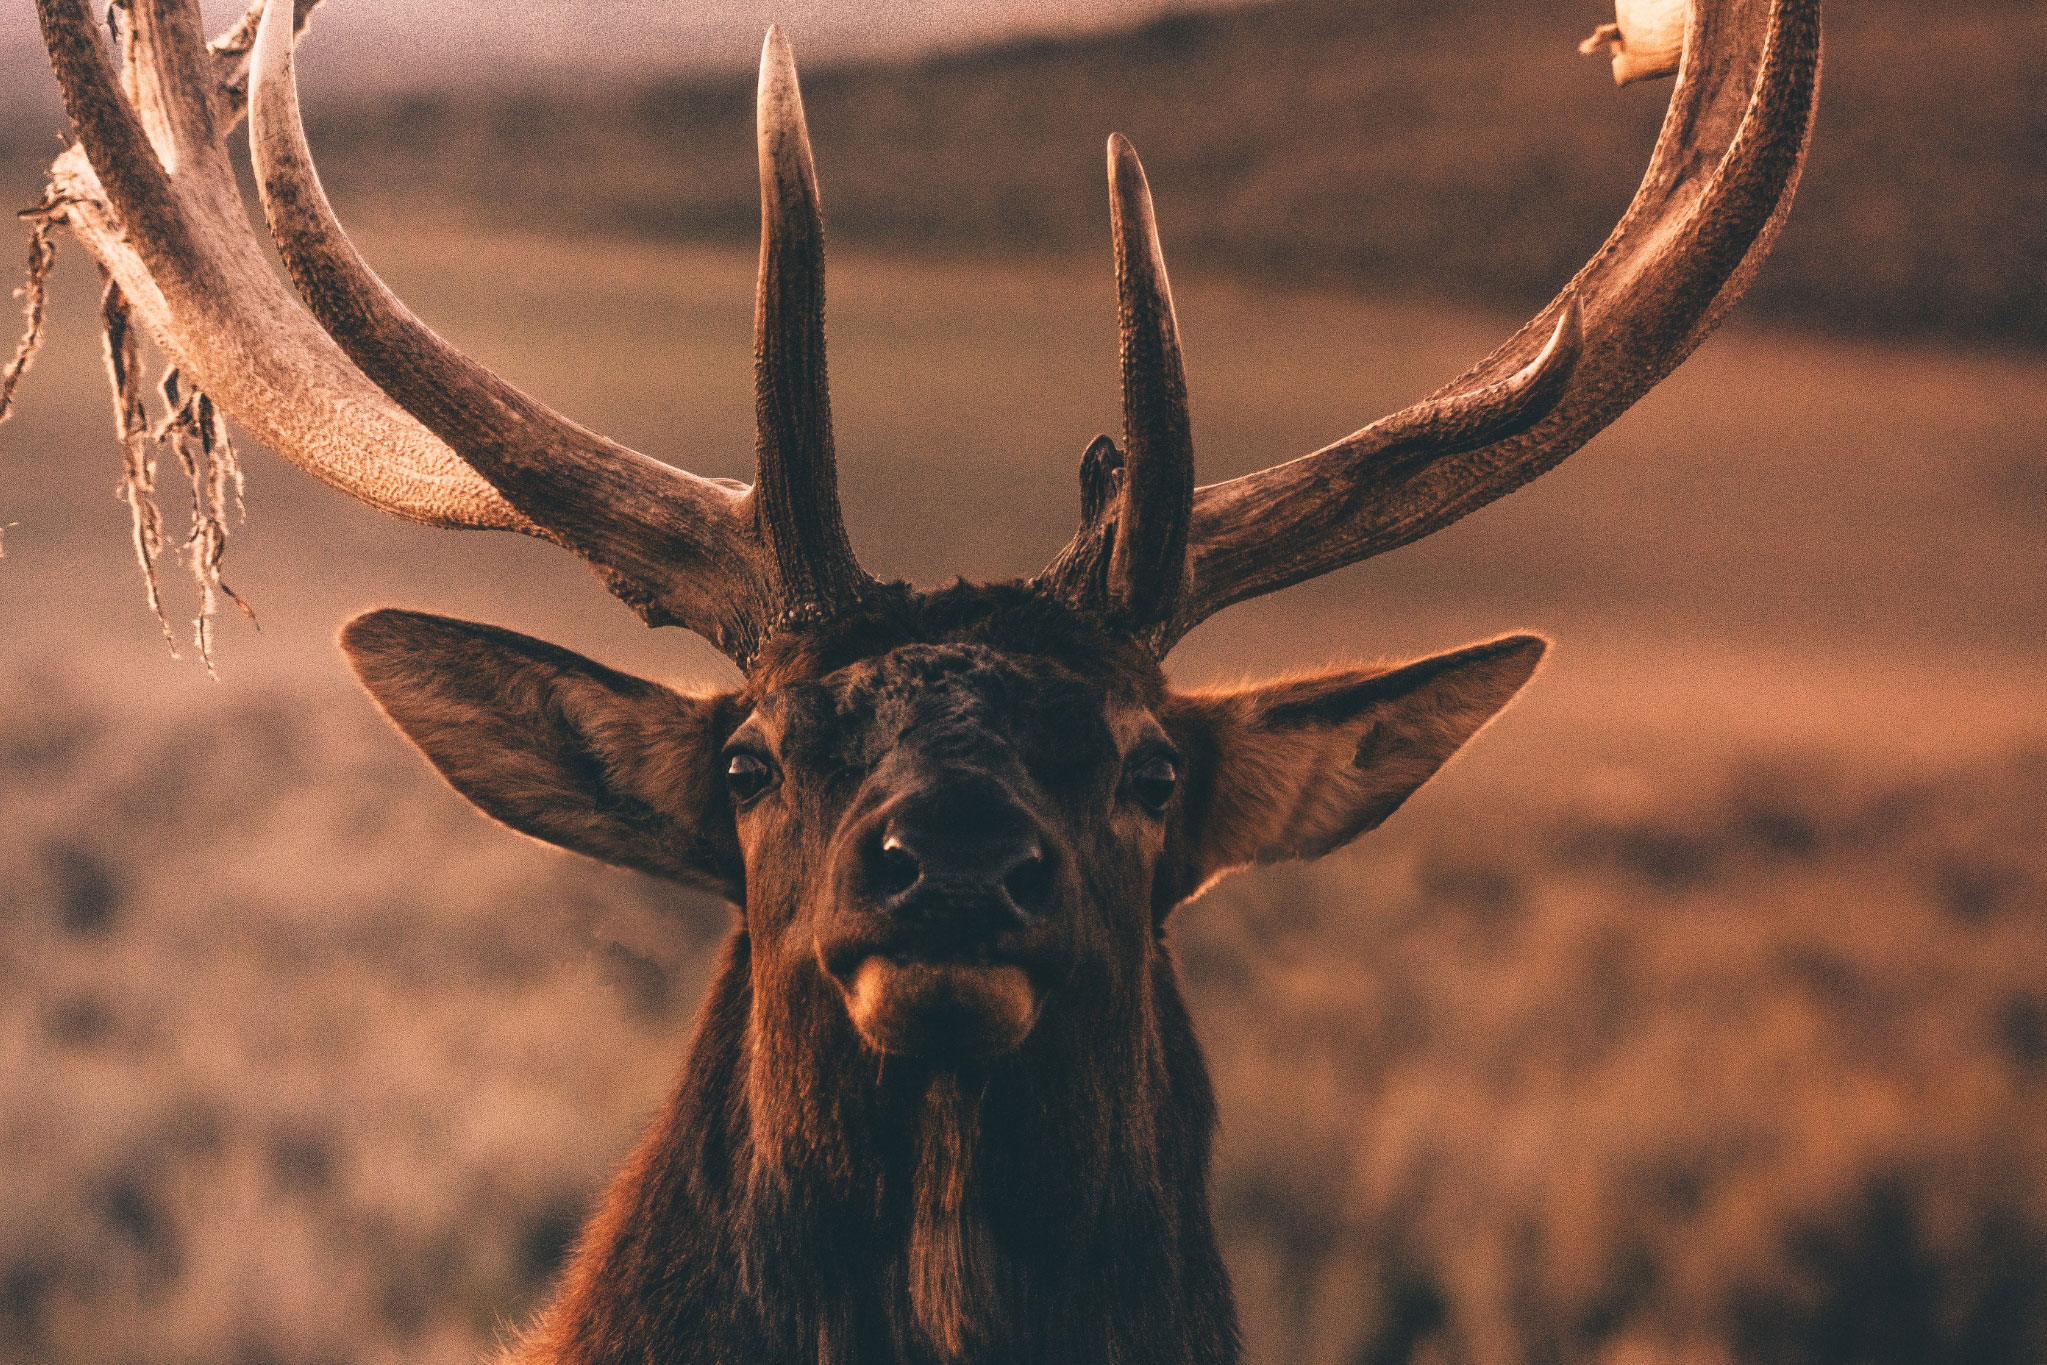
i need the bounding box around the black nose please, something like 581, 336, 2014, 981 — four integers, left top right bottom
863, 783, 1055, 934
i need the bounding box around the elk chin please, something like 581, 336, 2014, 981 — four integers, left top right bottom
841, 957, 1041, 1063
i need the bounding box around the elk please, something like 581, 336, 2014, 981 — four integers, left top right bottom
15, 0, 1818, 1359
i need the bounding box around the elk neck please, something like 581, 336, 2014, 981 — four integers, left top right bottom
518, 927, 1240, 1364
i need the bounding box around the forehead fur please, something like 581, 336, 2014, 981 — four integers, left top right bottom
747, 581, 1165, 701
770, 641, 1123, 784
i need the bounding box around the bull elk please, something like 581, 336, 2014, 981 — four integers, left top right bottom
12, 0, 1818, 1359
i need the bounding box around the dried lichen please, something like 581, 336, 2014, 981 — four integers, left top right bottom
4, 0, 293, 666
6, 167, 255, 667
156, 367, 255, 671
101, 277, 178, 656
0, 203, 58, 428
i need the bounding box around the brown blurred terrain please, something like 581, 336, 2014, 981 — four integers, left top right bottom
90, 0, 2047, 344
3, 0, 2043, 343
3, 1, 2046, 1362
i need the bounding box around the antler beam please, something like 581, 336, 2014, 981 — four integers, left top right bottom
246, 0, 777, 645
1043, 0, 1820, 652
34, 1, 873, 667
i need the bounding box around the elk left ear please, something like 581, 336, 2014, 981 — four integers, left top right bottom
341, 609, 746, 898
1162, 634, 1546, 900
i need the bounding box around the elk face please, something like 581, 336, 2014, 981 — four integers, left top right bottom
340, 589, 1545, 1071
733, 636, 1170, 1064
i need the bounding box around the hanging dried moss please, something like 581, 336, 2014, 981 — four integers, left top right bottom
156, 368, 255, 670
0, 203, 59, 430
4, 200, 256, 661
100, 277, 178, 655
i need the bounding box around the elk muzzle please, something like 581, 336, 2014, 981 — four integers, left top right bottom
821, 768, 1066, 1062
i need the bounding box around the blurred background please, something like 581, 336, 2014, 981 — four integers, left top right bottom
1, 1, 2043, 1362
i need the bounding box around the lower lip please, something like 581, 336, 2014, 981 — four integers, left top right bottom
850, 954, 1031, 1003
844, 955, 1040, 1058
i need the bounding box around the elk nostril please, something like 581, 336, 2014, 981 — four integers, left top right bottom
1002, 847, 1053, 917
874, 833, 922, 900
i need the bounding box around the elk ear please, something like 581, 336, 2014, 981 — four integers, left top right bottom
340, 609, 745, 898
1163, 634, 1545, 900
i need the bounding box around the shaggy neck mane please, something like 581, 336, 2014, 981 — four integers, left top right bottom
517, 931, 1237, 1365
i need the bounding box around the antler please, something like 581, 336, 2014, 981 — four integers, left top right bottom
750, 29, 869, 627
32, 0, 519, 526
1041, 0, 1820, 653
31, 0, 1816, 666
31, 0, 869, 666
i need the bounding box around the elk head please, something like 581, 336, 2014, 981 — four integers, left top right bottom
341, 589, 1548, 1076
23, 0, 1819, 1355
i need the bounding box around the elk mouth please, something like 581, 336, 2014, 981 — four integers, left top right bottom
819, 931, 1054, 1063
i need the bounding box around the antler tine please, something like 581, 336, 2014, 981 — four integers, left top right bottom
752, 27, 873, 626
118, 1, 220, 183
1032, 137, 1196, 632
247, 0, 775, 651
1104, 135, 1195, 631
37, 0, 197, 276
1079, 0, 1817, 654
34, 0, 526, 533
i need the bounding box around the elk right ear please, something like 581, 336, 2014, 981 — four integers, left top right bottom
341, 609, 746, 898
1162, 634, 1546, 903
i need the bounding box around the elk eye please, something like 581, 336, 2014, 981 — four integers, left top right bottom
1127, 752, 1179, 814
725, 751, 775, 802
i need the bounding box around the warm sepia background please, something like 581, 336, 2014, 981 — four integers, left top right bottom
2, 1, 2044, 1362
